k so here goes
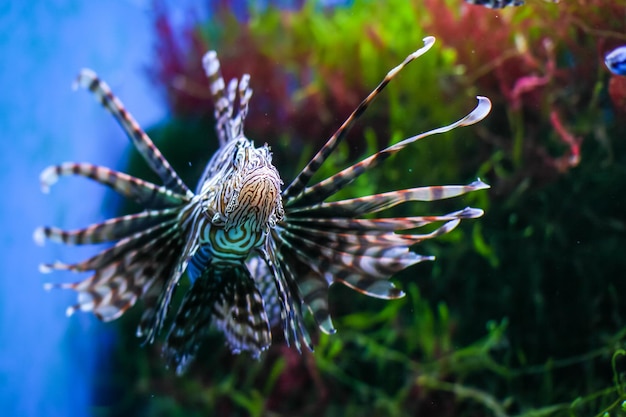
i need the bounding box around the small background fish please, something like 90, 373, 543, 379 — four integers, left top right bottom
465, 0, 525, 7
605, 45, 626, 76
464, 0, 559, 8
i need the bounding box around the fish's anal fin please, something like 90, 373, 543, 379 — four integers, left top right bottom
163, 262, 271, 374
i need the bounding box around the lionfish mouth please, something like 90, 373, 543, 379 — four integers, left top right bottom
37, 36, 491, 374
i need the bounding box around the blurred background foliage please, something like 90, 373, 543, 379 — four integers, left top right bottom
98, 0, 626, 416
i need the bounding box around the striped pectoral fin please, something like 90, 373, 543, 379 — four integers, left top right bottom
74, 69, 192, 197
247, 255, 282, 328
280, 227, 434, 300
291, 265, 335, 335
324, 249, 431, 299
257, 242, 314, 352
287, 96, 492, 208
40, 163, 188, 208
285, 207, 484, 232
135, 239, 184, 341
39, 220, 177, 273
45, 229, 181, 322
334, 276, 404, 300
140, 210, 205, 343
287, 180, 490, 218
164, 262, 271, 375
50, 268, 139, 321
34, 208, 178, 246
41, 204, 185, 326
276, 255, 317, 347
284, 221, 441, 250
320, 252, 427, 299
283, 36, 436, 200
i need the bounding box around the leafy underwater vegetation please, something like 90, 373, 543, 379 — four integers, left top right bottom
93, 0, 626, 416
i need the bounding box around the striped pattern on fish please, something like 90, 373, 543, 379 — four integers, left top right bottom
36, 36, 491, 374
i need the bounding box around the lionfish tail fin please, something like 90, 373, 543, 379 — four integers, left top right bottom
164, 262, 271, 375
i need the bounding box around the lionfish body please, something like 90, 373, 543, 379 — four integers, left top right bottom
37, 37, 492, 374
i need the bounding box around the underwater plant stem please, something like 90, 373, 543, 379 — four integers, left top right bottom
417, 374, 509, 417
566, 15, 626, 42
593, 392, 626, 417
466, 49, 522, 87
507, 346, 611, 377
612, 349, 626, 397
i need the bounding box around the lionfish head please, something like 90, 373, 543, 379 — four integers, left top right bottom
223, 142, 284, 233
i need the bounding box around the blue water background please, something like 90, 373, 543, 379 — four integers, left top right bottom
0, 1, 196, 415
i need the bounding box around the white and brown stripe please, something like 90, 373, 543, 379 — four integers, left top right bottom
41, 162, 188, 208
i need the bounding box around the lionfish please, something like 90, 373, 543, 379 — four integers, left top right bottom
36, 36, 491, 374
